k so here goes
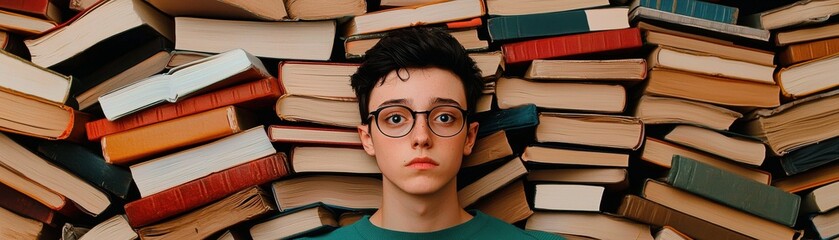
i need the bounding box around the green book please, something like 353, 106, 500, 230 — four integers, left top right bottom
779, 136, 839, 176
487, 8, 629, 41
631, 0, 739, 24
666, 155, 800, 226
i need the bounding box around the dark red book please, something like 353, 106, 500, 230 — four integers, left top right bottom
0, 182, 60, 226
123, 153, 290, 228
0, 0, 60, 22
501, 27, 642, 64
85, 77, 282, 141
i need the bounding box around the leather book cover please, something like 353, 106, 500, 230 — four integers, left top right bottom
0, 182, 60, 226
37, 140, 134, 200
778, 37, 839, 66
618, 195, 753, 240
0, 0, 54, 21
501, 27, 642, 64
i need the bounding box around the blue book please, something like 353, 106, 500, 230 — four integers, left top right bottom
632, 0, 739, 24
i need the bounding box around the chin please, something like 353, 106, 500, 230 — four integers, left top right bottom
399, 178, 448, 195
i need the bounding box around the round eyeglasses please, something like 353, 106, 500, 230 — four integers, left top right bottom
368, 105, 468, 138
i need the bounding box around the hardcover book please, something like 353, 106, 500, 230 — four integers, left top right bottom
502, 27, 643, 64
487, 8, 629, 41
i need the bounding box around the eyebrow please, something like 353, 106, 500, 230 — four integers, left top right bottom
377, 97, 464, 109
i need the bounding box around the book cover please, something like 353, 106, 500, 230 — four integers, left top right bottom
502, 27, 642, 64
0, 88, 89, 142
778, 37, 839, 66
37, 141, 134, 200
617, 195, 753, 240
0, 0, 60, 22
779, 136, 839, 176
69, 36, 173, 97
0, 182, 59, 226
487, 8, 629, 41
631, 0, 738, 24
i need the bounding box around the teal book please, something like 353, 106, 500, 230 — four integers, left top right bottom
666, 155, 800, 226
487, 7, 629, 41
37, 141, 134, 199
779, 136, 839, 176
631, 0, 739, 24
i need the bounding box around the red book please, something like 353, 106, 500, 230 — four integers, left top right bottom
86, 77, 282, 141
502, 27, 642, 64
0, 182, 59, 226
123, 153, 290, 228
0, 0, 61, 22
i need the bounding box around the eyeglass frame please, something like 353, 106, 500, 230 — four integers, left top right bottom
366, 105, 470, 138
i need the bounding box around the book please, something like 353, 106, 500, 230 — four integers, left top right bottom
0, 49, 71, 104
536, 113, 644, 150
0, 9, 56, 35
37, 141, 134, 200
485, 0, 610, 16
655, 226, 692, 240
124, 153, 290, 228
86, 77, 282, 141
99, 48, 271, 121
0, 0, 61, 22
249, 205, 338, 240
0, 133, 110, 216
502, 27, 643, 64
779, 136, 839, 176
166, 50, 212, 69
743, 89, 839, 155
145, 0, 289, 21
743, 0, 839, 30
641, 138, 772, 184
274, 95, 360, 128
666, 156, 800, 226
628, 5, 770, 41
773, 161, 839, 193
641, 180, 800, 240
25, 0, 174, 69
0, 87, 88, 142
344, 0, 485, 36
345, 27, 487, 59
269, 125, 361, 147
285, 0, 367, 20
532, 184, 604, 212
174, 17, 336, 61
136, 187, 275, 240
776, 53, 839, 98
130, 126, 276, 197
648, 46, 775, 84
476, 94, 493, 113
458, 158, 527, 207
633, 95, 742, 131
470, 180, 532, 224
521, 145, 629, 167
291, 146, 379, 174
78, 215, 136, 240
0, 207, 52, 240
526, 211, 654, 240
664, 125, 766, 166
0, 30, 29, 59
812, 207, 839, 240
469, 51, 504, 79
776, 21, 839, 46
378, 0, 438, 7
278, 61, 358, 100
495, 77, 627, 113
101, 106, 258, 165
0, 182, 59, 226
463, 130, 513, 168
272, 175, 382, 212
0, 164, 68, 219
630, 0, 739, 24
643, 68, 780, 108
639, 22, 775, 66
487, 8, 629, 41
525, 59, 647, 81
803, 180, 839, 213
617, 195, 753, 240
527, 168, 629, 190
778, 37, 839, 66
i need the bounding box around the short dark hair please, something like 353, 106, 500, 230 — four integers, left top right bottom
351, 28, 484, 124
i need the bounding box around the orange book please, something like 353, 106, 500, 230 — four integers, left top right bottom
101, 106, 258, 165
778, 37, 839, 66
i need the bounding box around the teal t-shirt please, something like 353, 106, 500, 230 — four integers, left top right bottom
300, 210, 564, 240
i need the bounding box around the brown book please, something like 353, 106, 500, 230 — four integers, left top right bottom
743, 89, 839, 156
102, 106, 258, 165
527, 168, 628, 191
344, 0, 485, 36
536, 113, 644, 150
278, 61, 358, 101
286, 0, 366, 20
273, 175, 383, 212
0, 207, 52, 240
145, 0, 289, 21
526, 211, 653, 240
469, 51, 504, 79
496, 77, 627, 114
641, 138, 771, 184
137, 187, 275, 240
644, 68, 780, 108
776, 54, 839, 98
470, 180, 532, 224
290, 146, 379, 174
275, 95, 360, 128
0, 170, 62, 225
463, 130, 514, 168
166, 50, 212, 69
269, 125, 361, 147
633, 95, 742, 131
618, 195, 752, 240
664, 125, 766, 166
779, 37, 839, 66
743, 0, 839, 30
532, 184, 604, 212
0, 87, 88, 142
654, 226, 692, 240
249, 205, 338, 240
521, 146, 629, 167
639, 22, 774, 66
773, 161, 839, 193
802, 181, 839, 213
776, 21, 839, 46
459, 158, 527, 207
812, 207, 839, 239
525, 59, 647, 81
648, 46, 776, 85
0, 9, 56, 35
345, 27, 487, 59
641, 180, 800, 240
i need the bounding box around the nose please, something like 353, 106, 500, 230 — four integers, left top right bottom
411, 114, 433, 149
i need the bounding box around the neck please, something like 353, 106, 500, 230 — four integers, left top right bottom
369, 176, 472, 232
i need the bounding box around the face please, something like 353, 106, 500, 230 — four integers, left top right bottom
358, 67, 479, 196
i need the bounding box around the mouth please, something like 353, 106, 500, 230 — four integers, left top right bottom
406, 157, 439, 170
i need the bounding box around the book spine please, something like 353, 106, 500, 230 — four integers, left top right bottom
37, 141, 133, 199
778, 37, 839, 66
124, 154, 289, 228
86, 77, 281, 141
488, 10, 591, 41
0, 182, 57, 226
667, 156, 801, 226
617, 195, 753, 240
502, 28, 642, 64
638, 0, 738, 24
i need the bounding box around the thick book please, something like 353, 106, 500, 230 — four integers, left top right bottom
648, 46, 776, 84
642, 180, 800, 240
779, 136, 839, 176
644, 68, 780, 108
344, 0, 485, 36
527, 168, 629, 190
458, 158, 527, 207
666, 156, 800, 226
0, 182, 59, 226
75, 46, 173, 111
633, 95, 742, 131
0, 87, 88, 142
278, 61, 358, 101
290, 146, 380, 174
249, 205, 338, 240
630, 0, 738, 24
0, 207, 53, 240
617, 195, 753, 240
78, 215, 136, 240
269, 125, 361, 147
0, 43, 71, 104
345, 26, 487, 59
536, 113, 645, 151
0, 163, 75, 220
521, 145, 629, 167
136, 187, 275, 240
131, 126, 276, 197
470, 180, 532, 224
124, 153, 289, 228
0, 9, 56, 35
526, 211, 654, 240
99, 48, 271, 120
532, 184, 604, 212
639, 22, 775, 66
803, 181, 839, 213
629, 5, 770, 41
487, 8, 629, 41
175, 17, 336, 61
773, 161, 839, 193
664, 125, 766, 166
86, 77, 282, 141
274, 95, 360, 128
37, 141, 134, 200
525, 59, 647, 81
486, 0, 610, 16
470, 51, 505, 79
463, 130, 514, 168
502, 27, 643, 64
145, 0, 288, 21
743, 88, 839, 155
812, 207, 839, 239
776, 21, 839, 46
495, 77, 627, 114
776, 53, 839, 98
101, 106, 258, 165
272, 175, 382, 212
641, 138, 772, 184
0, 0, 61, 22
285, 0, 366, 20
778, 37, 839, 66
743, 0, 839, 30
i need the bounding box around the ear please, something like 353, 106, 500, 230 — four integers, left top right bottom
462, 122, 479, 156
358, 124, 376, 156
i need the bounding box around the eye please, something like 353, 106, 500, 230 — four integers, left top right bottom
386, 114, 406, 125
435, 113, 455, 123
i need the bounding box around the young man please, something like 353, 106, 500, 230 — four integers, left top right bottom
303, 28, 563, 239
